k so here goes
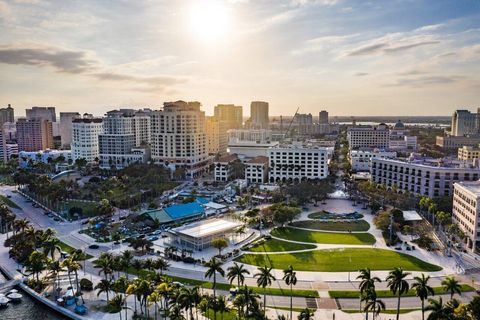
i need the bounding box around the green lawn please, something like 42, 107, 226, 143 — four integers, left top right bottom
205, 310, 237, 320
127, 268, 319, 298
236, 248, 442, 272
0, 195, 21, 209
247, 238, 316, 252
290, 220, 370, 232
271, 227, 376, 245
58, 240, 94, 259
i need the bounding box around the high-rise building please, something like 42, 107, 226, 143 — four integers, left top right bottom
451, 109, 480, 137
347, 124, 390, 149
206, 116, 228, 155
59, 112, 80, 149
26, 106, 56, 122
71, 114, 103, 163
295, 113, 314, 135
0, 104, 14, 125
16, 118, 54, 152
319, 110, 329, 124
214, 104, 243, 129
453, 181, 480, 252
0, 128, 6, 162
151, 101, 210, 179
249, 101, 269, 129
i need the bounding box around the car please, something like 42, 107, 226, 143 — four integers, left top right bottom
172, 281, 184, 288
147, 236, 159, 241
88, 244, 99, 249
6, 195, 11, 198
119, 216, 127, 220
43, 211, 50, 215
53, 217, 61, 221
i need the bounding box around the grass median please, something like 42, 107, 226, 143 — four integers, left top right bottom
290, 220, 370, 232
271, 227, 376, 245
247, 238, 316, 252
329, 284, 474, 298
236, 248, 442, 272
0, 195, 21, 209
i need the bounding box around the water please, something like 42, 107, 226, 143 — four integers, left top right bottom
0, 273, 67, 320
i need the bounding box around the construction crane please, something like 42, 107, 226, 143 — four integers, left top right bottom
283, 107, 300, 137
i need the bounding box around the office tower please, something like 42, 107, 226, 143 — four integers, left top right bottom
319, 110, 329, 124
131, 109, 152, 146
347, 123, 390, 149
26, 106, 56, 122
151, 100, 209, 179
16, 118, 54, 152
59, 112, 80, 149
205, 116, 228, 155
249, 101, 269, 129
71, 114, 103, 163
0, 104, 14, 125
453, 181, 480, 252
0, 128, 6, 162
451, 109, 479, 137
295, 113, 314, 134
214, 104, 243, 129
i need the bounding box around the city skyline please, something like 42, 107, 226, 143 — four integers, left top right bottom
0, 0, 479, 116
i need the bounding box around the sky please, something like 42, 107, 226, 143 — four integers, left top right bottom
0, 0, 479, 117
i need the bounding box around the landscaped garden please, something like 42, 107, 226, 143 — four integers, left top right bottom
236, 248, 442, 272
289, 219, 370, 232
271, 227, 376, 245
307, 210, 363, 220
246, 238, 316, 252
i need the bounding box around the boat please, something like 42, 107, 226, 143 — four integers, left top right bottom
0, 294, 10, 307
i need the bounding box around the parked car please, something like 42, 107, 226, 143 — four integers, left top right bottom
88, 244, 99, 249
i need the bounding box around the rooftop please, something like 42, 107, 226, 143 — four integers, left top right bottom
246, 156, 269, 164
455, 181, 480, 197
172, 218, 241, 239
215, 154, 239, 163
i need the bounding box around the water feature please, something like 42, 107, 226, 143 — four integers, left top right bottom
0, 272, 67, 320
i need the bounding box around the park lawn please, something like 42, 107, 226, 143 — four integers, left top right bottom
290, 220, 370, 232
127, 268, 319, 298
205, 310, 237, 320
236, 248, 442, 272
0, 195, 21, 209
271, 227, 376, 245
64, 200, 101, 218
247, 238, 316, 252
58, 240, 94, 259
329, 284, 474, 298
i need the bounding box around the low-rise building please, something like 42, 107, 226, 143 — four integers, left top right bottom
19, 149, 72, 168
349, 149, 397, 172
458, 145, 480, 161
453, 181, 480, 252
268, 145, 328, 183
436, 135, 480, 149
214, 154, 239, 182
228, 140, 279, 159
371, 156, 480, 198
245, 156, 269, 184
347, 123, 390, 149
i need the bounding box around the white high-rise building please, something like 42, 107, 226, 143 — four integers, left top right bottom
71, 115, 103, 163
249, 101, 269, 129
0, 128, 6, 162
453, 181, 480, 252
268, 145, 329, 182
347, 124, 390, 149
59, 112, 80, 148
451, 109, 479, 137
151, 101, 210, 179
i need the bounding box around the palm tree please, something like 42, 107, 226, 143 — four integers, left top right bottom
95, 279, 113, 302
126, 283, 139, 314
357, 267, 381, 318
148, 291, 162, 320
48, 260, 65, 299
386, 267, 410, 320
412, 274, 434, 320
204, 257, 225, 320
216, 296, 230, 320
178, 287, 197, 320
25, 251, 48, 283
441, 276, 462, 299
154, 257, 170, 276
121, 250, 134, 279
94, 252, 114, 280
227, 262, 250, 288
109, 294, 125, 320
363, 288, 385, 320
168, 304, 186, 320
131, 259, 144, 276
298, 308, 314, 320
254, 265, 276, 314
425, 297, 451, 320
283, 265, 297, 320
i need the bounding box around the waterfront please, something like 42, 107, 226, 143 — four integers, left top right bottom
0, 273, 67, 320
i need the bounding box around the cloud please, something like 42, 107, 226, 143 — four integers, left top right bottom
354, 72, 369, 76
346, 43, 388, 56
290, 0, 340, 6
0, 43, 97, 73
415, 23, 445, 32
0, 43, 187, 92
383, 40, 440, 53
292, 34, 359, 55
0, 1, 12, 21
387, 75, 464, 87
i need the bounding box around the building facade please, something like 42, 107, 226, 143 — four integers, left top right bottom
452, 181, 480, 252
371, 157, 480, 198
59, 112, 80, 149
245, 156, 269, 184
268, 146, 328, 182
249, 101, 269, 129
205, 116, 228, 155
458, 145, 480, 161
213, 154, 238, 182
0, 104, 14, 125
214, 104, 243, 129
16, 118, 54, 152
451, 109, 480, 137
319, 110, 329, 124
71, 115, 103, 163
349, 149, 397, 172
151, 101, 210, 179
436, 135, 480, 149
347, 124, 390, 149
26, 106, 56, 122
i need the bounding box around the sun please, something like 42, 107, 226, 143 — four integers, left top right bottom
188, 0, 231, 42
